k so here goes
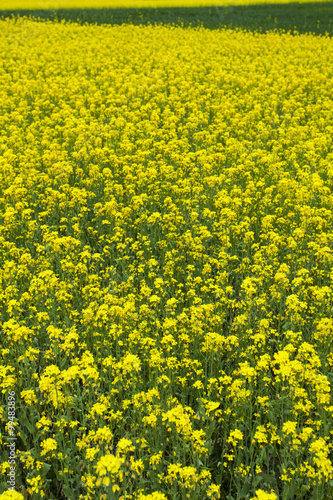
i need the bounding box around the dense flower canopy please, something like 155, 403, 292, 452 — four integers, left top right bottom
0, 16, 333, 500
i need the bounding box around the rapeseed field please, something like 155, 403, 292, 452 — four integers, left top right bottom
2, 0, 332, 8
0, 13, 333, 500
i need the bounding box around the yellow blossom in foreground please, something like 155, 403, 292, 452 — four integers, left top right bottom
136, 493, 168, 500
249, 490, 278, 500
227, 429, 244, 446
0, 15, 333, 500
20, 389, 37, 405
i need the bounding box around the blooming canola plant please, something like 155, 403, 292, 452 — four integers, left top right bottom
0, 16, 333, 500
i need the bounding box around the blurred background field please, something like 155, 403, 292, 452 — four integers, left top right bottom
1, 0, 333, 35
1, 0, 333, 7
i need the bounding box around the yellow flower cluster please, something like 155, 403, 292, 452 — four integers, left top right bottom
0, 16, 333, 499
